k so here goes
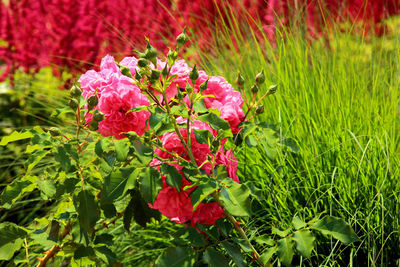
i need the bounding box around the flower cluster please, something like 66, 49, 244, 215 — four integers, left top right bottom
78, 54, 243, 225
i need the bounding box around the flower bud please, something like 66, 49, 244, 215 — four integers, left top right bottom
49, 127, 61, 137
70, 85, 82, 98
150, 69, 161, 82
176, 89, 184, 100
255, 69, 265, 85
211, 139, 220, 154
68, 98, 79, 111
250, 85, 259, 95
145, 41, 157, 60
137, 58, 148, 68
161, 64, 169, 78
134, 71, 142, 81
176, 30, 188, 48
87, 95, 98, 110
236, 72, 245, 87
120, 65, 132, 78
268, 84, 277, 95
199, 78, 209, 93
89, 120, 99, 131
93, 110, 105, 122
167, 50, 178, 62
189, 65, 199, 82
256, 105, 264, 114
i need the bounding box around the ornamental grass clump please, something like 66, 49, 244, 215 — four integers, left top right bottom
0, 32, 359, 266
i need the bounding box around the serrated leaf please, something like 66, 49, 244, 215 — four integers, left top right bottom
161, 164, 182, 192
101, 167, 136, 201
54, 146, 71, 172
48, 220, 60, 242
0, 131, 33, 146
37, 179, 56, 199
272, 227, 291, 238
131, 190, 161, 227
193, 129, 213, 144
0, 222, 27, 247
185, 227, 206, 247
197, 113, 232, 137
95, 246, 117, 264
203, 248, 229, 267
190, 180, 217, 210
1, 178, 37, 209
277, 237, 294, 266
156, 247, 196, 267
310, 216, 359, 244
219, 183, 251, 217
74, 190, 100, 236
0, 238, 23, 260
193, 99, 208, 113
281, 137, 300, 153
26, 150, 49, 174
94, 234, 113, 246
95, 140, 105, 157
292, 216, 307, 230
232, 238, 253, 253
74, 245, 95, 259
255, 235, 275, 246
221, 241, 246, 267
293, 229, 315, 258
260, 246, 277, 264
114, 139, 130, 162
100, 202, 116, 218
123, 197, 134, 232
139, 167, 162, 204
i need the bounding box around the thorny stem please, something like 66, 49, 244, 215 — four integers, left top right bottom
36, 221, 72, 267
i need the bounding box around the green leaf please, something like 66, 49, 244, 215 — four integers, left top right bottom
190, 180, 217, 210
221, 241, 246, 267
245, 135, 258, 147
130, 190, 161, 227
48, 220, 60, 242
292, 229, 315, 258
161, 164, 182, 192
272, 227, 291, 238
255, 235, 275, 246
101, 167, 136, 201
74, 190, 100, 236
281, 137, 300, 153
26, 150, 49, 174
0, 222, 27, 247
0, 131, 33, 146
260, 246, 277, 265
310, 216, 359, 244
94, 234, 113, 246
292, 216, 307, 230
1, 177, 37, 209
193, 99, 208, 113
114, 139, 130, 162
277, 237, 294, 266
95, 246, 117, 264
203, 248, 229, 267
178, 227, 206, 247
37, 179, 57, 199
74, 245, 95, 259
95, 140, 105, 158
100, 202, 116, 218
123, 197, 134, 232
197, 113, 232, 137
139, 167, 162, 204
0, 238, 23, 260
156, 247, 196, 267
54, 146, 71, 172
232, 238, 252, 253
193, 129, 213, 144
219, 183, 251, 217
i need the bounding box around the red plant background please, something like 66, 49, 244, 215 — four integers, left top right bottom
0, 0, 399, 83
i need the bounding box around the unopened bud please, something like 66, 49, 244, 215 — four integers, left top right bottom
87, 95, 98, 110
256, 105, 264, 114
134, 71, 141, 81
68, 98, 79, 111
89, 120, 99, 131
176, 30, 188, 48
255, 70, 265, 85
250, 85, 259, 95
236, 72, 245, 87
49, 127, 61, 137
137, 58, 148, 68
92, 110, 105, 122
167, 50, 178, 62
161, 64, 169, 78
189, 65, 199, 82
268, 84, 277, 95
150, 69, 161, 82
199, 78, 209, 93
177, 89, 184, 100
145, 41, 157, 60
120, 65, 132, 78
70, 85, 82, 98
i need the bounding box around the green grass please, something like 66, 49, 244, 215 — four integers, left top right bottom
195, 18, 400, 266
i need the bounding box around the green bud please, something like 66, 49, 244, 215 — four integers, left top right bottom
68, 98, 79, 111
150, 69, 161, 82
211, 139, 220, 154
250, 85, 259, 95
256, 105, 264, 114
145, 42, 157, 60
137, 58, 148, 68
134, 71, 142, 81
49, 127, 61, 137
120, 65, 132, 78
89, 120, 99, 131
87, 95, 98, 110
268, 84, 278, 95
167, 50, 178, 61
176, 89, 184, 100
236, 72, 245, 87
189, 64, 199, 82
161, 64, 169, 78
70, 84, 82, 98
93, 110, 105, 122
176, 30, 188, 48
199, 78, 209, 92
255, 69, 265, 85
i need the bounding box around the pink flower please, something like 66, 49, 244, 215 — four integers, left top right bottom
79, 55, 150, 138
149, 120, 239, 225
